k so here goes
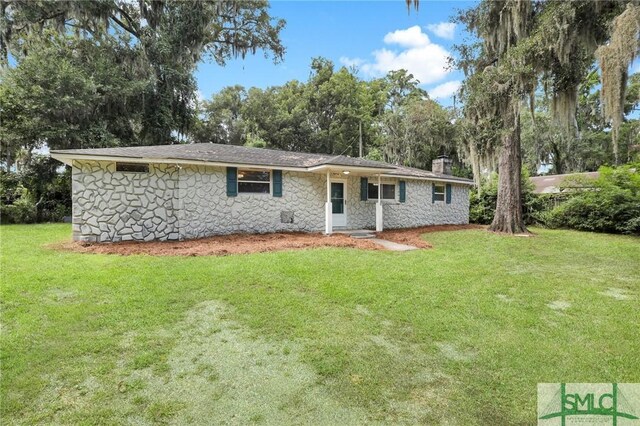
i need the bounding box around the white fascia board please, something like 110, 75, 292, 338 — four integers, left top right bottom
50, 154, 74, 166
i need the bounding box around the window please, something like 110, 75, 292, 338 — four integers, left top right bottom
368, 183, 396, 200
238, 169, 270, 193
116, 162, 149, 173
433, 184, 445, 201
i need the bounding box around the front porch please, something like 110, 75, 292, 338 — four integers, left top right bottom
318, 169, 388, 235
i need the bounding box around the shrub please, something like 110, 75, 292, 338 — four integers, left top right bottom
469, 177, 496, 225
0, 155, 71, 224
544, 163, 640, 235
0, 186, 37, 224
471, 163, 640, 235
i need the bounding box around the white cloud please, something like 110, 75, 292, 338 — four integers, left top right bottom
426, 22, 456, 40
367, 45, 450, 84
339, 56, 364, 68
428, 80, 462, 99
343, 26, 452, 86
383, 25, 431, 48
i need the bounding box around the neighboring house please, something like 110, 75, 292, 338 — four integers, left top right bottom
530, 172, 599, 194
50, 144, 473, 243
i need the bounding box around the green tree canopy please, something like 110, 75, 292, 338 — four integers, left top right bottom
1, 0, 285, 161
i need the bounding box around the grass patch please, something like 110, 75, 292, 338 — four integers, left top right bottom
1, 224, 639, 424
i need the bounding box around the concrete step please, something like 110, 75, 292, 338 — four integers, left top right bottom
350, 232, 376, 239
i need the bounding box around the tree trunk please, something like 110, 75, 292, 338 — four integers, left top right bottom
552, 143, 564, 174
489, 105, 528, 234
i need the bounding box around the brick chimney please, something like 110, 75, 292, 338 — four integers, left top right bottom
432, 155, 452, 175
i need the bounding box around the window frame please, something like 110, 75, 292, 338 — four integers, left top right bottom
115, 162, 149, 173
433, 183, 446, 202
367, 182, 396, 201
237, 168, 272, 194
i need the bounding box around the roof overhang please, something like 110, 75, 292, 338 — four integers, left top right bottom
51, 152, 475, 185
50, 153, 312, 172
380, 174, 475, 185
51, 152, 394, 175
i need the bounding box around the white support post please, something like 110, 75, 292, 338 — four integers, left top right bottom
376, 174, 383, 232
325, 171, 333, 234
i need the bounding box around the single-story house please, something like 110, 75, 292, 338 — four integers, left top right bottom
50, 144, 473, 243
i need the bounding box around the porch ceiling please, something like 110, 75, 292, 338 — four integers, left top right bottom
308, 165, 391, 176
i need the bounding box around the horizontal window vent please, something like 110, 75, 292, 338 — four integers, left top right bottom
116, 162, 149, 173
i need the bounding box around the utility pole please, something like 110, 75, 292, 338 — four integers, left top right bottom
359, 121, 363, 158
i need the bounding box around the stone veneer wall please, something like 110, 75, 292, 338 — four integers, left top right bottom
382, 180, 470, 228
178, 165, 326, 239
71, 160, 469, 242
344, 175, 376, 229
342, 176, 469, 230
72, 160, 180, 242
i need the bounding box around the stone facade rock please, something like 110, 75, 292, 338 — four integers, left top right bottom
72, 160, 470, 242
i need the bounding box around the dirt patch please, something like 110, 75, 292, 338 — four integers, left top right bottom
50, 232, 381, 257
599, 287, 631, 300
377, 224, 484, 248
122, 301, 369, 425
435, 342, 477, 362
496, 294, 515, 303
547, 300, 571, 311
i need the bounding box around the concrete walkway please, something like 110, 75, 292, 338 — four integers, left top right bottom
368, 238, 418, 251
333, 229, 419, 251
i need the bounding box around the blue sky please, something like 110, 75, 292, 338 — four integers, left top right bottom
195, 1, 475, 106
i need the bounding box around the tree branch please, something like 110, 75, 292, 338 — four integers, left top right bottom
109, 14, 139, 38
115, 6, 140, 36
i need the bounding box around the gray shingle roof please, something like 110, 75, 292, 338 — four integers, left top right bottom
51, 143, 473, 183
51, 143, 394, 170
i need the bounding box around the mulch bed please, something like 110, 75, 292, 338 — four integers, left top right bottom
50, 232, 381, 257
49, 224, 484, 257
377, 224, 485, 248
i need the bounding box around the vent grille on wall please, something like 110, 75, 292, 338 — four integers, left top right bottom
280, 211, 294, 224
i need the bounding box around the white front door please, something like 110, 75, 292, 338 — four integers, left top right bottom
331, 181, 347, 227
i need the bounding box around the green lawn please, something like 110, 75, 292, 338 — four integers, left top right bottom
1, 224, 639, 425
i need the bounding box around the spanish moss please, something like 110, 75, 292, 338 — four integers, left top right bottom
596, 3, 640, 164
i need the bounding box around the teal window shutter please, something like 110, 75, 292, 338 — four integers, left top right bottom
432, 183, 436, 203
399, 180, 406, 203
226, 167, 237, 197
446, 183, 452, 204
273, 170, 282, 197
360, 177, 368, 201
